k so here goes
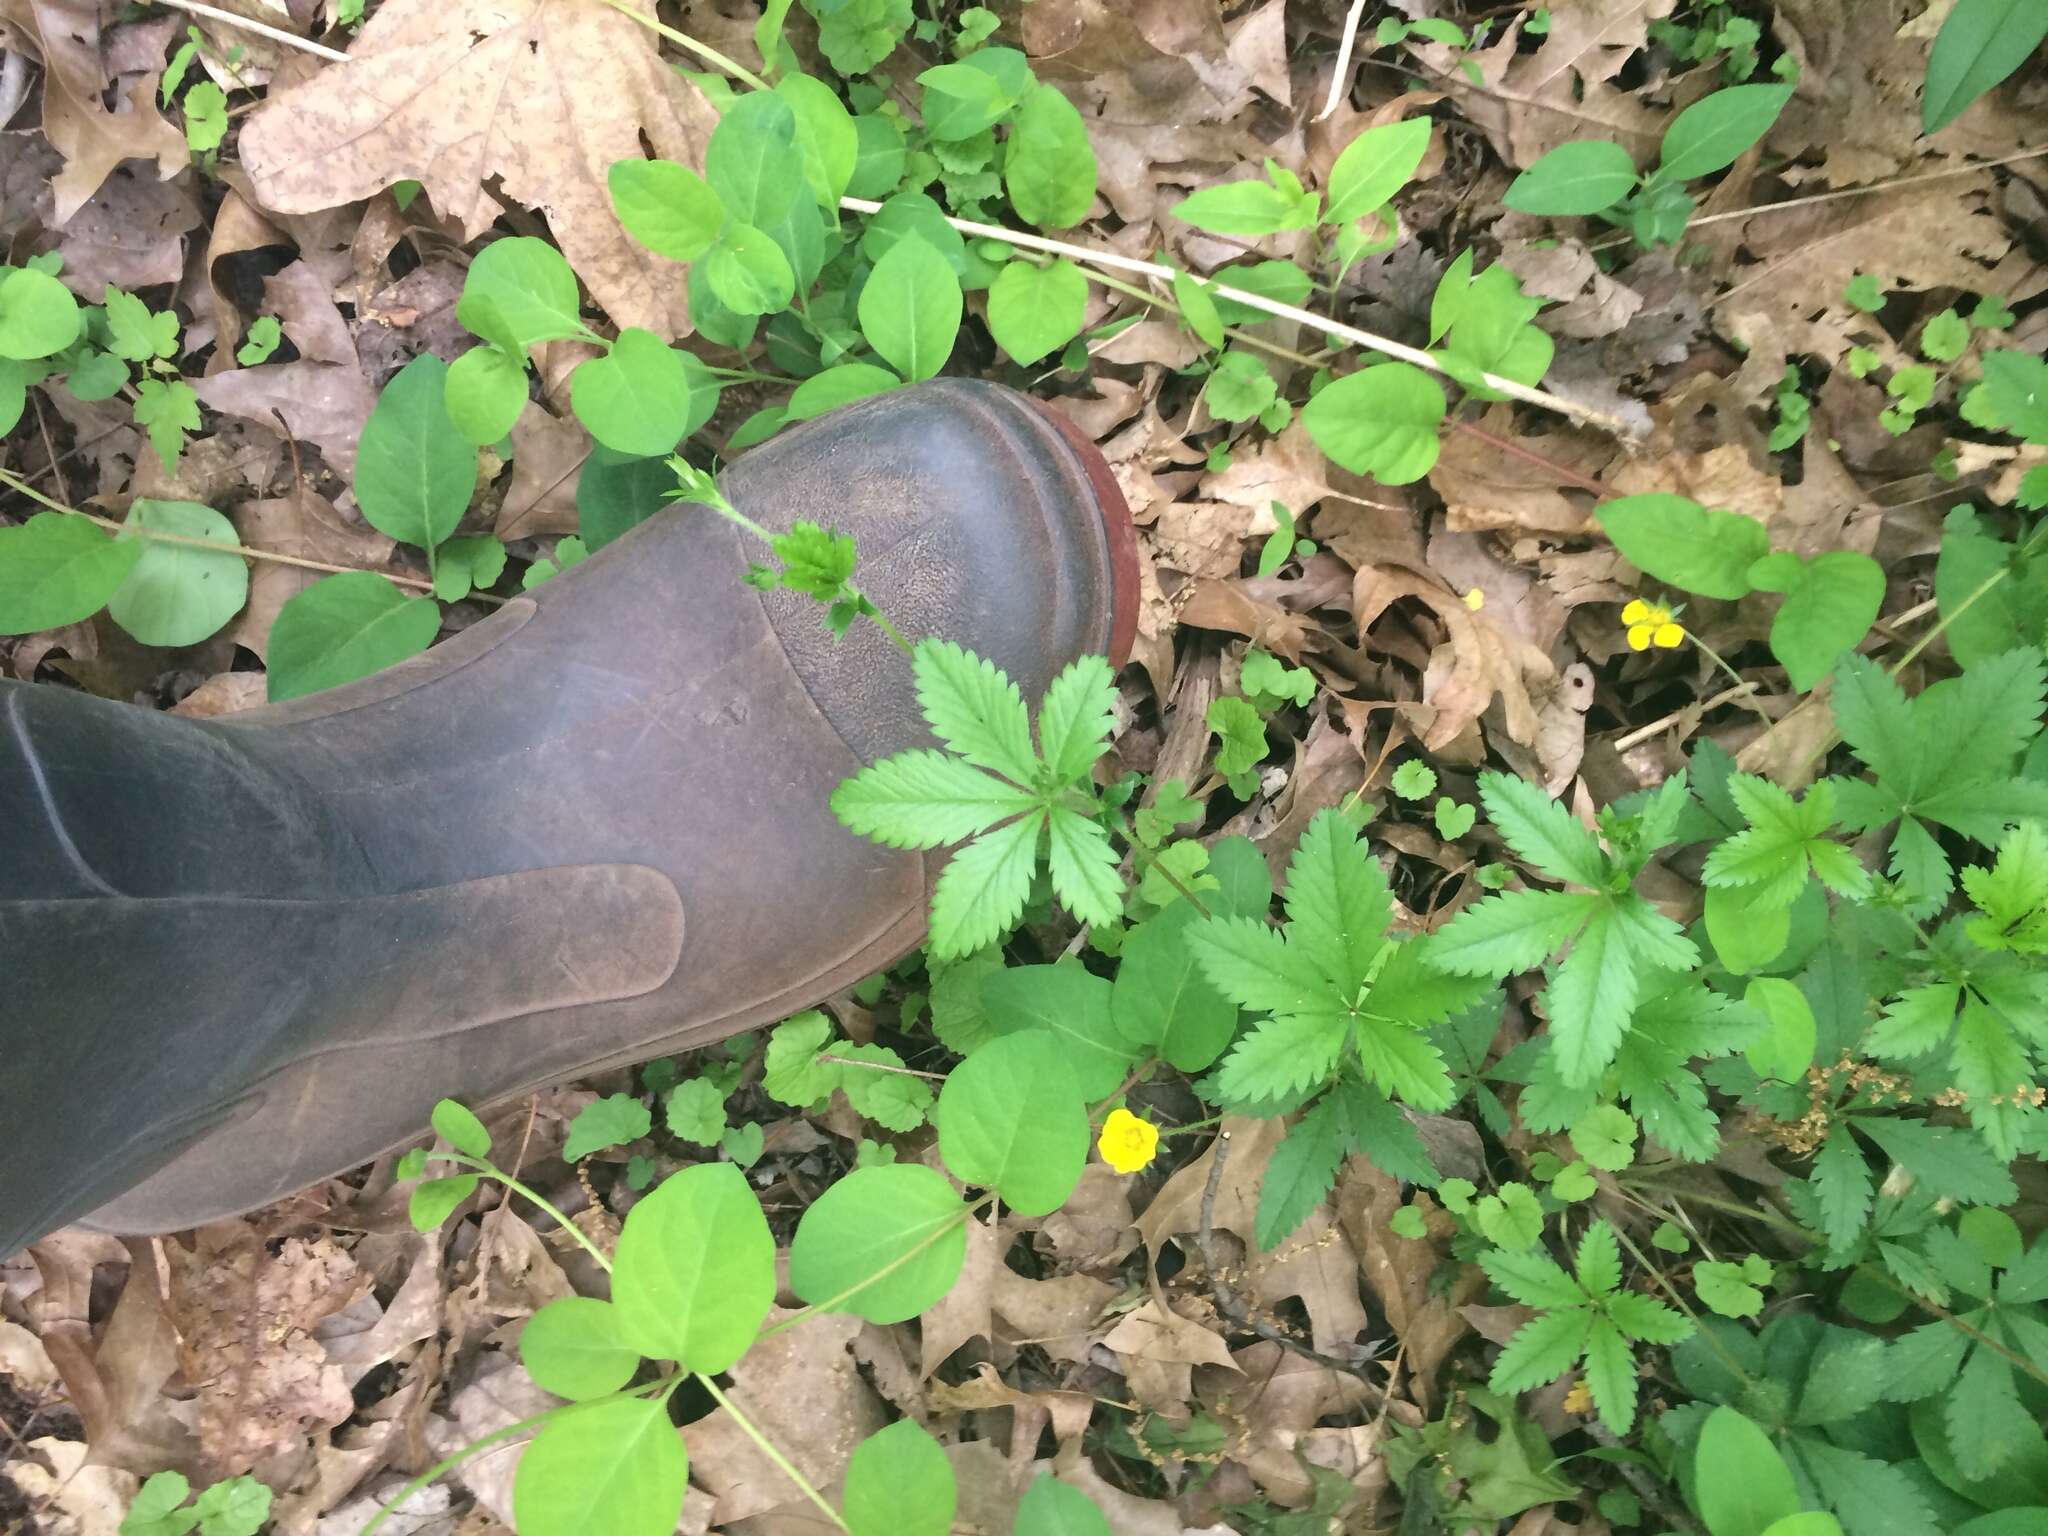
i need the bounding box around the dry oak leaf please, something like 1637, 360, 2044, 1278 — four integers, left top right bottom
237, 0, 719, 339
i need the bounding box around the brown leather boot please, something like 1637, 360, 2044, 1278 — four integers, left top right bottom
0, 380, 1135, 1256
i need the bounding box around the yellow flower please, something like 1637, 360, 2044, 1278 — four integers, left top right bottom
1097, 1107, 1159, 1174
1461, 586, 1485, 611
1562, 1379, 1593, 1415
1621, 598, 1684, 651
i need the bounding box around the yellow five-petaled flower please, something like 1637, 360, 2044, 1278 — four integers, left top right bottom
1621, 598, 1684, 651
1097, 1107, 1159, 1174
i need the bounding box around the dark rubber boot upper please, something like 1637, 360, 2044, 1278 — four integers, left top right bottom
0, 380, 1134, 1257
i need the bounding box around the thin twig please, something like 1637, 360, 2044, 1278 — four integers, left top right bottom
1316, 0, 1370, 122
0, 467, 450, 593
154, 0, 350, 62
1194, 1131, 1386, 1398
1685, 145, 2048, 229
817, 1052, 947, 1081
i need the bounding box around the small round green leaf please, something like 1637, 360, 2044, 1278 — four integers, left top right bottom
1324, 116, 1433, 225
355, 355, 477, 553
570, 328, 695, 456
1300, 363, 1445, 485
1761, 550, 1884, 692
787, 1164, 968, 1323
844, 1421, 955, 1536
408, 1173, 477, 1231
1504, 140, 1641, 215
0, 267, 82, 360
986, 258, 1087, 366
936, 1031, 1088, 1217
457, 236, 589, 351
445, 344, 528, 445
1569, 1105, 1637, 1172
1744, 976, 1818, 1084
108, 499, 248, 647
1014, 1475, 1110, 1536
608, 158, 726, 263
610, 1162, 774, 1372
430, 1098, 491, 1157
1657, 83, 1793, 182
1595, 492, 1769, 601
520, 1297, 641, 1401
858, 235, 962, 383
0, 512, 142, 634
266, 571, 440, 702
512, 1397, 687, 1536
788, 363, 900, 421
701, 224, 797, 317
1005, 83, 1096, 229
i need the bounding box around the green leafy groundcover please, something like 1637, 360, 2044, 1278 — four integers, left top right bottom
4, 3, 2036, 1533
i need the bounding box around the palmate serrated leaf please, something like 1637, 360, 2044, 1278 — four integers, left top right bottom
1808, 1130, 1874, 1250
1853, 1117, 2018, 1208
1545, 906, 1638, 1087
1329, 1076, 1438, 1185
929, 813, 1042, 961
1256, 1097, 1345, 1249
1576, 1220, 1622, 1297
1490, 1305, 1593, 1394
1796, 1437, 1941, 1536
1831, 655, 1920, 795
1919, 647, 2047, 791
1948, 1343, 2031, 1482
1430, 888, 1601, 977
1034, 654, 1115, 784
1281, 809, 1392, 990
1609, 1290, 1691, 1344
1184, 914, 1329, 1015
1582, 1317, 1640, 1433
911, 639, 1037, 783
1214, 1011, 1349, 1105
1367, 938, 1491, 1029
830, 751, 1039, 848
1480, 1246, 1582, 1309
1045, 807, 1121, 928
1352, 1020, 1455, 1110
1477, 771, 1611, 887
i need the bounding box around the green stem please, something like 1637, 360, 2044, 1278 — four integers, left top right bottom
440, 1154, 616, 1273
595, 0, 771, 89
694, 1374, 850, 1532
1886, 517, 2048, 676
1609, 1221, 1754, 1390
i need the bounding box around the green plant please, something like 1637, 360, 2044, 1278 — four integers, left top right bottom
121, 1472, 271, 1536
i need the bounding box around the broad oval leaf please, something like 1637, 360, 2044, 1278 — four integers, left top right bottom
457, 236, 588, 351
858, 235, 962, 383
788, 362, 900, 421
610, 1162, 774, 1372
1758, 549, 1884, 692
844, 1420, 955, 1536
849, 112, 907, 199
1324, 116, 1432, 225
1657, 83, 1793, 182
1743, 976, 1818, 1084
430, 1098, 491, 1156
355, 355, 477, 553
981, 962, 1134, 1096
265, 571, 440, 701
987, 258, 1087, 365
1014, 1476, 1110, 1536
1504, 140, 1640, 215
0, 512, 141, 634
1695, 1407, 1801, 1536
571, 328, 694, 456
1005, 83, 1096, 229
935, 1030, 1089, 1216
702, 223, 797, 316
109, 499, 248, 648
579, 450, 682, 552
1172, 178, 1310, 236
705, 90, 804, 230
786, 1164, 969, 1323
1595, 492, 1768, 601
1922, 0, 2048, 133
1300, 363, 1445, 485
776, 71, 858, 207
607, 158, 724, 263
512, 1397, 687, 1536
917, 52, 1026, 142
520, 1296, 641, 1401
0, 267, 82, 360
444, 343, 528, 445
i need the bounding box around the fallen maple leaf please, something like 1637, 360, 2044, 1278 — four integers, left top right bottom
238, 0, 719, 338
